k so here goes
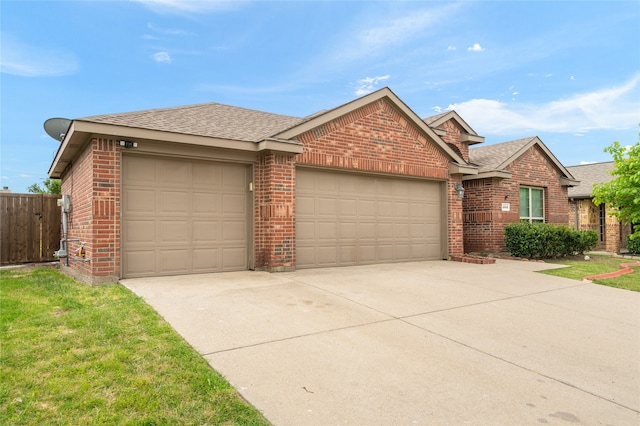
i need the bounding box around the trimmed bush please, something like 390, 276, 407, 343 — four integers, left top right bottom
504, 223, 598, 259
628, 234, 640, 254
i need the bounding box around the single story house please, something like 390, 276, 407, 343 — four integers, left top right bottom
48, 87, 576, 283
566, 162, 633, 253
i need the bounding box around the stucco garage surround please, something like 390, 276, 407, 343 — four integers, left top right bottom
296, 168, 445, 268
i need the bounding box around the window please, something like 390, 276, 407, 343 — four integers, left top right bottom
520, 186, 544, 223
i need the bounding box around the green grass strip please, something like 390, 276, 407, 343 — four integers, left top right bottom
0, 267, 270, 426
539, 255, 640, 292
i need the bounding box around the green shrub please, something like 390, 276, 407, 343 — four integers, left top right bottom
504, 223, 598, 259
628, 234, 640, 254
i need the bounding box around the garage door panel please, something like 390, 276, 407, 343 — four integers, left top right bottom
222, 247, 246, 269
191, 163, 219, 186
122, 156, 250, 278
358, 200, 376, 217
313, 222, 335, 240
125, 157, 156, 184
222, 221, 246, 242
192, 221, 217, 242
160, 161, 190, 186
160, 220, 189, 243
316, 246, 338, 265
193, 248, 218, 270
223, 194, 246, 214
125, 189, 155, 212
339, 222, 357, 239
160, 191, 189, 214
124, 251, 156, 275
317, 198, 337, 215
338, 199, 356, 216
296, 168, 443, 268
124, 220, 155, 243
159, 249, 188, 273
193, 193, 218, 213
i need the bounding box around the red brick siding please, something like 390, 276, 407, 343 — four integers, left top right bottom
254, 152, 296, 271
439, 120, 469, 163
60, 138, 120, 283
296, 98, 463, 258
463, 145, 569, 253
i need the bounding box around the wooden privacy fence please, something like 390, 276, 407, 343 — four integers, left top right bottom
0, 193, 62, 265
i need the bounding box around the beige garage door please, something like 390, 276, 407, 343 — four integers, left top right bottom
122, 156, 250, 278
296, 168, 445, 268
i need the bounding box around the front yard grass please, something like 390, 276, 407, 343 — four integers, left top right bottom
0, 267, 270, 426
540, 254, 640, 292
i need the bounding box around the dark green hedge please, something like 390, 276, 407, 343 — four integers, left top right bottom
504, 223, 598, 259
628, 235, 640, 254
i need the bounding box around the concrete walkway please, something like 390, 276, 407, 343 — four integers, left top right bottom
122, 260, 640, 425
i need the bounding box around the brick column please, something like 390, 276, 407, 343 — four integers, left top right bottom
254, 152, 296, 271
448, 177, 464, 257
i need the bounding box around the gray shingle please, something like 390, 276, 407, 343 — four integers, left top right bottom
78, 102, 305, 142
468, 137, 536, 173
566, 162, 615, 198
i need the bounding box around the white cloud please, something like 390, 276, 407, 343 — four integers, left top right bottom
354, 75, 390, 96
131, 0, 240, 14
467, 43, 485, 52
0, 33, 79, 77
580, 161, 596, 165
153, 51, 172, 63
447, 46, 457, 51
443, 74, 640, 135
330, 3, 462, 65
147, 22, 193, 36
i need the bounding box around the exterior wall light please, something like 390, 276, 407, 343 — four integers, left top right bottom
454, 182, 465, 200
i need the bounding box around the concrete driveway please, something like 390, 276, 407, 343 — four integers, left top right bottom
122, 260, 640, 425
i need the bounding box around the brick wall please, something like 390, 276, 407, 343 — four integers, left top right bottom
463, 145, 569, 253
254, 152, 296, 271
438, 119, 469, 163
295, 98, 462, 257
60, 138, 120, 284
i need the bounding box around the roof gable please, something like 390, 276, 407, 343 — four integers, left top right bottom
468, 137, 577, 185
274, 87, 468, 166
422, 110, 484, 145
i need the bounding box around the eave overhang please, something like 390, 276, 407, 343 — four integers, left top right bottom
449, 163, 478, 176
48, 120, 303, 178
462, 170, 513, 181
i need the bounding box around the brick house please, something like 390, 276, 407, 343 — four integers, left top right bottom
456, 137, 578, 254
49, 88, 484, 283
48, 87, 579, 283
566, 162, 633, 253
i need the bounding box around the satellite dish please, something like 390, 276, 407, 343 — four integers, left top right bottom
44, 118, 72, 142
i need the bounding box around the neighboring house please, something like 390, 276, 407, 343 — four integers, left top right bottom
456, 137, 579, 253
47, 87, 576, 283
566, 162, 633, 253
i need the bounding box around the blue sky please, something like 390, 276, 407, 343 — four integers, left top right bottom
1, 0, 639, 193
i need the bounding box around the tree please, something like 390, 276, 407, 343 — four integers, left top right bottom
592, 137, 640, 239
27, 178, 61, 194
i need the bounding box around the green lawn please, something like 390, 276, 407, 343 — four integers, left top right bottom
0, 267, 270, 426
540, 254, 640, 292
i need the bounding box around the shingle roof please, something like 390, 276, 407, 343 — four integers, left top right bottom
566, 162, 615, 198
78, 102, 306, 142
422, 111, 450, 126
468, 137, 535, 173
